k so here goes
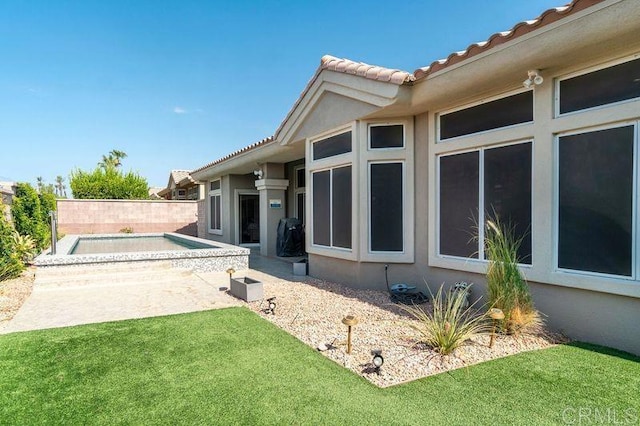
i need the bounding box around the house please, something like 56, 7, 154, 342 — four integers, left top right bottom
190, 0, 640, 355
158, 170, 202, 200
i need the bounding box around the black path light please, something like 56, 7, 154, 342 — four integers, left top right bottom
371, 349, 384, 374
266, 297, 277, 315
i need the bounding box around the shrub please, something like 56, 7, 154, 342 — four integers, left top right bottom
11, 232, 37, 263
11, 183, 50, 250
0, 257, 23, 282
70, 167, 149, 200
484, 217, 541, 334
401, 284, 488, 355
0, 201, 14, 260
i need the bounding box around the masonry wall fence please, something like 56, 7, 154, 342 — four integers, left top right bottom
56, 199, 199, 236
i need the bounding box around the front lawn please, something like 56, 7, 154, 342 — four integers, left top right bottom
1, 308, 638, 425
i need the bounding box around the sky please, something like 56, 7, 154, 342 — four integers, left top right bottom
0, 0, 563, 190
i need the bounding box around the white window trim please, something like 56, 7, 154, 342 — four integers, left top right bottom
208, 179, 222, 235
437, 88, 535, 143
432, 139, 534, 269
553, 120, 638, 282
554, 52, 640, 118
307, 123, 357, 261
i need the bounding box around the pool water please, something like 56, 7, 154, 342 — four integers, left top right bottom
71, 236, 204, 255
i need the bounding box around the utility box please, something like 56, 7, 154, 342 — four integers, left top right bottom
230, 277, 263, 302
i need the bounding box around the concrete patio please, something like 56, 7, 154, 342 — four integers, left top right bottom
0, 251, 307, 334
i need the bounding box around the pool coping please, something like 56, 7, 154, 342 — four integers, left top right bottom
34, 233, 250, 270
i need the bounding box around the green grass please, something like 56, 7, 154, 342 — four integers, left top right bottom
1, 308, 638, 425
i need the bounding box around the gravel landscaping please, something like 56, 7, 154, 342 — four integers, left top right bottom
247, 276, 567, 387
0, 268, 35, 329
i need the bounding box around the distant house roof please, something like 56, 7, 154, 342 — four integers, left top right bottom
170, 170, 192, 185
0, 182, 15, 196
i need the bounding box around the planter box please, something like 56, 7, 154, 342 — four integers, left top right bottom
230, 277, 263, 302
293, 260, 308, 276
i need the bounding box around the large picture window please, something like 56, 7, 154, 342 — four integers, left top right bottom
208, 180, 222, 233
438, 142, 532, 263
558, 125, 635, 277
312, 166, 352, 249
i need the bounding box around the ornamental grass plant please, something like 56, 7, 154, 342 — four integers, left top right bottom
484, 217, 541, 334
401, 284, 489, 355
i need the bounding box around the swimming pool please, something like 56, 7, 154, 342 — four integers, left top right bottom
71, 234, 207, 255
34, 233, 249, 272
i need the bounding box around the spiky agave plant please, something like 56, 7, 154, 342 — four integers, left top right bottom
400, 284, 489, 355
484, 217, 540, 334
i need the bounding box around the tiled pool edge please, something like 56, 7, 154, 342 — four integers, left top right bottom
34, 233, 249, 272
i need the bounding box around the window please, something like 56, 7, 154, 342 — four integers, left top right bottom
312, 131, 352, 160
559, 56, 640, 115
370, 162, 403, 252
370, 125, 404, 149
177, 189, 186, 199
438, 142, 532, 263
312, 166, 352, 249
439, 91, 533, 140
208, 180, 222, 233
294, 166, 305, 224
558, 125, 635, 277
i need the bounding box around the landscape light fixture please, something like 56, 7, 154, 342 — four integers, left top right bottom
371, 349, 384, 374
266, 297, 277, 315
523, 69, 543, 89
488, 308, 505, 348
341, 315, 359, 354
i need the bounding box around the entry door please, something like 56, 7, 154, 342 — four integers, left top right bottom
240, 194, 260, 244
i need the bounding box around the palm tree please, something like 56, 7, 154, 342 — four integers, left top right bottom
98, 150, 128, 170
55, 176, 66, 198
36, 176, 44, 194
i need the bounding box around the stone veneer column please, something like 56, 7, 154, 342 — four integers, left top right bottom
254, 179, 289, 257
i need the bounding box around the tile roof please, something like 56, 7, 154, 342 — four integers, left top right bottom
191, 136, 275, 174
320, 55, 415, 85
414, 0, 604, 80
192, 0, 605, 176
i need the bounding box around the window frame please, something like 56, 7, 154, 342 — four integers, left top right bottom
368, 123, 405, 150
368, 160, 406, 254
307, 124, 357, 261
361, 120, 414, 263
436, 139, 534, 265
208, 179, 222, 235
555, 53, 640, 118
553, 121, 639, 281
293, 164, 306, 224
437, 88, 534, 143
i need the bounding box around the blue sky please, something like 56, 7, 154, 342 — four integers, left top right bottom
0, 0, 562, 189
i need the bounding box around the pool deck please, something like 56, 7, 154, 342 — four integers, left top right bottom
0, 250, 306, 334
33, 233, 249, 272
